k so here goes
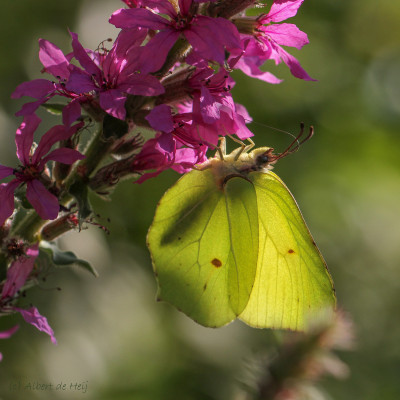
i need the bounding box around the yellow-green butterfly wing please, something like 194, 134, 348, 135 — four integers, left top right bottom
147, 168, 259, 327
238, 171, 335, 330
147, 146, 336, 330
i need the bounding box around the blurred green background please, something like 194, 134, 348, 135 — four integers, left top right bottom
1, 0, 399, 399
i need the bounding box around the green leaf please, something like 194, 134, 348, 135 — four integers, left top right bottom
40, 241, 98, 277
147, 146, 336, 331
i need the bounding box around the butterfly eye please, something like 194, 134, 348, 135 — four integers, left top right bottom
257, 154, 270, 165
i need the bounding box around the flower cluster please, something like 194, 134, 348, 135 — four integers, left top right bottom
0, 0, 313, 358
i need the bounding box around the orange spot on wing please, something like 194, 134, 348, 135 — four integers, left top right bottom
211, 258, 222, 268
288, 249, 295, 254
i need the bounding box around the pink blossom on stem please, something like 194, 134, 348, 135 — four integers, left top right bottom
12, 39, 86, 120
0, 115, 84, 225
187, 64, 237, 124
146, 105, 220, 147
234, 0, 315, 82
132, 133, 207, 183
110, 0, 242, 73
66, 30, 164, 120
1, 244, 39, 299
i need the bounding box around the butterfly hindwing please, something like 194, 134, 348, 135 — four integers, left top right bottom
239, 171, 336, 330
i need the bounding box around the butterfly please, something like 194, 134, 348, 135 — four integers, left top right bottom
147, 124, 336, 330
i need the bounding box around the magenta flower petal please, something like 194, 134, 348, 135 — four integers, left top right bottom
15, 114, 41, 165
132, 132, 206, 183
135, 170, 164, 184
32, 125, 69, 164
139, 29, 180, 74
26, 180, 59, 221
99, 90, 127, 120
70, 32, 102, 77
179, 0, 192, 15
1, 244, 39, 299
273, 43, 315, 81
62, 100, 82, 127
15, 99, 50, 117
65, 66, 97, 93
33, 122, 82, 165
114, 28, 147, 52
39, 39, 70, 79
16, 307, 57, 345
0, 180, 20, 226
235, 58, 283, 83
110, 8, 169, 30
264, 0, 305, 23
185, 17, 241, 65
189, 122, 219, 146
146, 104, 174, 133
199, 86, 220, 124
41, 148, 85, 166
265, 23, 309, 50
0, 325, 19, 339
172, 146, 207, 173
11, 79, 55, 100
156, 132, 175, 154
121, 74, 165, 96
235, 103, 252, 123
0, 166, 14, 180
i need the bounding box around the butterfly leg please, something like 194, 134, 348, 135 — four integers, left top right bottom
216, 136, 226, 160
227, 135, 255, 160
193, 137, 226, 171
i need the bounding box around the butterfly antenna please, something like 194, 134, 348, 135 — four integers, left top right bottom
272, 123, 314, 162
244, 119, 300, 141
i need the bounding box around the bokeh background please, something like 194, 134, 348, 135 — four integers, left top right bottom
1, 0, 399, 399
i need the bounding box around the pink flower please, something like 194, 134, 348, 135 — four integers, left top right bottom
0, 244, 57, 346
0, 325, 19, 362
110, 0, 242, 73
147, 98, 252, 151
234, 0, 315, 82
66, 30, 165, 120
12, 39, 85, 122
1, 244, 39, 299
15, 307, 57, 345
132, 133, 207, 183
187, 64, 236, 124
0, 115, 84, 225
146, 104, 220, 148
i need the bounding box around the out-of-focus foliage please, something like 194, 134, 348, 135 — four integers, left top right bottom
0, 0, 399, 399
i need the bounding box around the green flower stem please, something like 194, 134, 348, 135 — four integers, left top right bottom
63, 124, 105, 189
40, 215, 76, 242
155, 37, 192, 78
9, 210, 45, 242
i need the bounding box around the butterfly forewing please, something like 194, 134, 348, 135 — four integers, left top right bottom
147, 169, 259, 327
